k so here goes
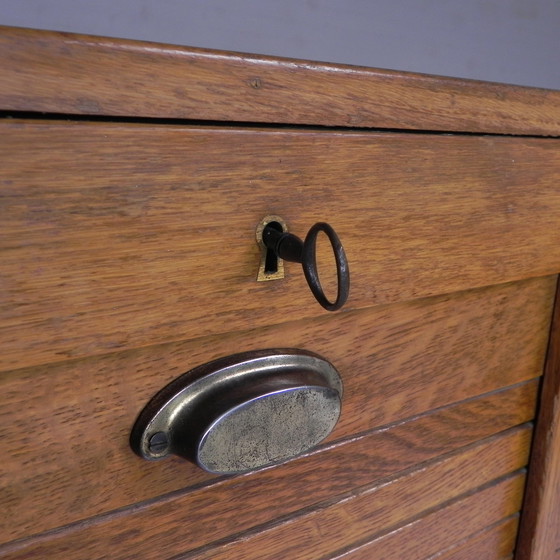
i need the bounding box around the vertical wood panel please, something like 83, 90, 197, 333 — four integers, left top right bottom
517, 280, 560, 559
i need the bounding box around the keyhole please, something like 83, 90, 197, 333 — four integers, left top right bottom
264, 221, 283, 274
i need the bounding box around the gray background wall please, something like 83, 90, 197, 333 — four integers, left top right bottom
1, 0, 559, 89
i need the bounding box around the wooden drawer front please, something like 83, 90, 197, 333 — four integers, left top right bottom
0, 275, 554, 558
1, 118, 559, 559
2, 122, 560, 372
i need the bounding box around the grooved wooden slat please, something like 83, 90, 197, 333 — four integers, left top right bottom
329, 473, 526, 560
424, 516, 519, 560
0, 384, 537, 558
1, 26, 560, 135
0, 277, 551, 542
517, 279, 560, 560
2, 121, 560, 371
174, 427, 532, 560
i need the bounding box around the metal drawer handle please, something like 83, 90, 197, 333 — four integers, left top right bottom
130, 349, 343, 474
262, 221, 350, 311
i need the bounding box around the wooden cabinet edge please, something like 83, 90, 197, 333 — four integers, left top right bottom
1, 25, 560, 135
517, 278, 560, 559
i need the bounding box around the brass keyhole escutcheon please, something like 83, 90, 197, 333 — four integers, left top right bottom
256, 215, 288, 282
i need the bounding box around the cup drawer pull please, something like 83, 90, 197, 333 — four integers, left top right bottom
130, 349, 343, 474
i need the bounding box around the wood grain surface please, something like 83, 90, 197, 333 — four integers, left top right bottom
2, 121, 560, 371
0, 277, 550, 541
0, 424, 532, 560
1, 26, 560, 135
3, 26, 560, 560
180, 427, 531, 560
330, 473, 526, 560
426, 516, 519, 560
517, 281, 560, 560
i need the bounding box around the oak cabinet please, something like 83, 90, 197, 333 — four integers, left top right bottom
1, 25, 559, 560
